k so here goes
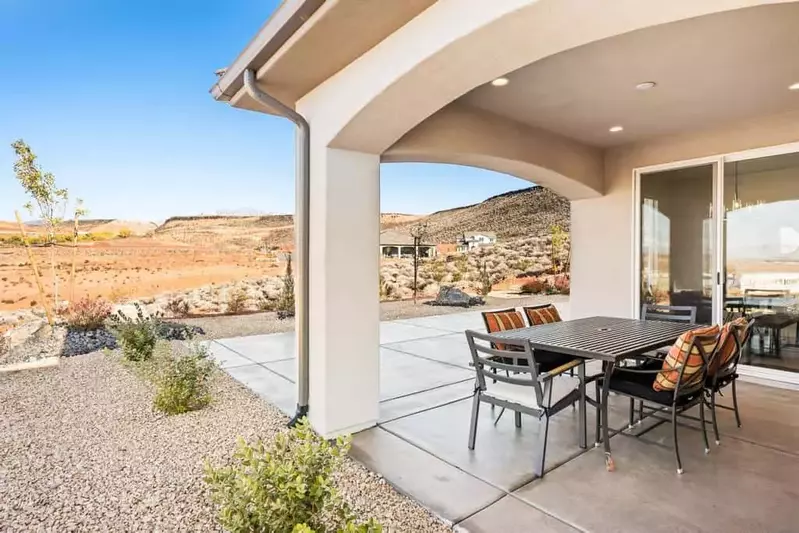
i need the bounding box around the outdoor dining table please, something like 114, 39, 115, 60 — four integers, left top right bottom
492, 316, 696, 470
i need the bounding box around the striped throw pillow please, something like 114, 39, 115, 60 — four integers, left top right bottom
654, 325, 719, 392
483, 310, 525, 351
524, 305, 562, 326
708, 317, 748, 375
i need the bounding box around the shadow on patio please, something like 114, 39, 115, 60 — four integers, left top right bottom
209, 306, 799, 532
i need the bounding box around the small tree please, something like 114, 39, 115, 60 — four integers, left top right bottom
277, 253, 295, 319
69, 199, 88, 302
550, 224, 569, 274
11, 140, 69, 309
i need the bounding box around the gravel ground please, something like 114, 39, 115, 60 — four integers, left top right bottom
183, 294, 568, 340
0, 354, 450, 532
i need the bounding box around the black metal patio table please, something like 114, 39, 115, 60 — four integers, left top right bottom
492, 316, 696, 470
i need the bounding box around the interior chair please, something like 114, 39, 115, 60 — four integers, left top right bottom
597, 327, 719, 474
465, 330, 583, 477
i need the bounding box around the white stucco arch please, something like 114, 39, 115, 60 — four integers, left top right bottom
382, 103, 604, 199
298, 0, 796, 161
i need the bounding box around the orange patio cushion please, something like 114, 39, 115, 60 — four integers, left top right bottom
708, 317, 748, 375
654, 324, 719, 392
524, 305, 562, 326
483, 310, 525, 351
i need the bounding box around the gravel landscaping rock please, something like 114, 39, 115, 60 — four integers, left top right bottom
0, 353, 451, 532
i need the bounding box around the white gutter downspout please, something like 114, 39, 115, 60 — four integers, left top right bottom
243, 69, 310, 425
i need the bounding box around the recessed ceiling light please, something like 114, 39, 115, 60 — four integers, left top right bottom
609, 126, 624, 133
636, 81, 657, 91
491, 77, 509, 87
790, 82, 799, 91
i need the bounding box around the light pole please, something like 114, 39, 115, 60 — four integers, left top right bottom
409, 223, 429, 305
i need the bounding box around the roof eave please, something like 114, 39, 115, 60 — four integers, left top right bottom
210, 0, 325, 102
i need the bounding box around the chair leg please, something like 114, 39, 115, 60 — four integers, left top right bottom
534, 382, 553, 477
594, 380, 601, 446
638, 401, 644, 425
468, 393, 480, 450
534, 415, 551, 478
710, 390, 721, 445
699, 398, 710, 454
514, 411, 522, 428
628, 398, 635, 429
732, 379, 742, 428
672, 408, 683, 474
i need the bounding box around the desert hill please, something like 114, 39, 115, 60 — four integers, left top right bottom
151, 186, 568, 248
0, 218, 157, 237
396, 186, 569, 243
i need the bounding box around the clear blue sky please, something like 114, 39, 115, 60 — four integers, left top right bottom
0, 0, 525, 222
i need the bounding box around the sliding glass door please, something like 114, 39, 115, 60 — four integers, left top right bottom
723, 152, 799, 372
639, 163, 717, 325
637, 146, 799, 378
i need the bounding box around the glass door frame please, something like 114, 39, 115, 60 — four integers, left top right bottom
633, 141, 799, 386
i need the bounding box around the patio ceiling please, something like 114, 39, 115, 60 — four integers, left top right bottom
460, 4, 799, 148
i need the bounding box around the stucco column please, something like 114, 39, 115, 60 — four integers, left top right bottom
307, 143, 380, 437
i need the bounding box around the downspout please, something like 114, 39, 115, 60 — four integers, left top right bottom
243, 69, 310, 426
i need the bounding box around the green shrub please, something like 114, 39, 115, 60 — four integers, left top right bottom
277, 254, 296, 318
520, 278, 546, 294
165, 296, 190, 317
153, 342, 216, 415
63, 296, 112, 330
109, 303, 160, 361
478, 261, 492, 296
204, 419, 381, 533
226, 288, 248, 314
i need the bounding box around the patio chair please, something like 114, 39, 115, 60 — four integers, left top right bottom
596, 327, 720, 474
465, 330, 583, 477
706, 318, 754, 443
631, 303, 699, 422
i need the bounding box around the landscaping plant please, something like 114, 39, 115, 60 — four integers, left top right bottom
153, 342, 217, 415
204, 419, 381, 533
109, 303, 160, 361
63, 296, 112, 330
276, 253, 295, 319
226, 288, 248, 314
11, 139, 71, 311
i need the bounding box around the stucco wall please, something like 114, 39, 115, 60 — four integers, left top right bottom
570, 109, 799, 320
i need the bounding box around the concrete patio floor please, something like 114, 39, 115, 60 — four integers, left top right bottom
209, 305, 799, 532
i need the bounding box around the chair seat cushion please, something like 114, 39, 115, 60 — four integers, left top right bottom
483, 381, 543, 410
604, 360, 700, 406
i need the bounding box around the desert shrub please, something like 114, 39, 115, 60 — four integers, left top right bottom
257, 297, 276, 312
451, 271, 463, 282
553, 274, 570, 295
226, 288, 248, 314
165, 296, 190, 317
109, 303, 160, 361
117, 228, 132, 238
520, 278, 547, 294
204, 419, 381, 533
63, 296, 112, 330
478, 261, 492, 296
153, 342, 217, 415
277, 254, 295, 319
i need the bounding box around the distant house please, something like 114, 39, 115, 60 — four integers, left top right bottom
380, 230, 436, 259
456, 231, 497, 252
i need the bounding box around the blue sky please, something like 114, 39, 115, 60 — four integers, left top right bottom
0, 0, 524, 222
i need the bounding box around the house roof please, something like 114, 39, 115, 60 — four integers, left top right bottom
210, 0, 435, 115
379, 230, 434, 246
463, 231, 497, 239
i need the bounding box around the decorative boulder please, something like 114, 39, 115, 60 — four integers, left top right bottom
428, 286, 484, 308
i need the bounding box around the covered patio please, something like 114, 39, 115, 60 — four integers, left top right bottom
208, 308, 799, 531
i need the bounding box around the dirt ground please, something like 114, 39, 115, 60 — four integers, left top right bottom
0, 238, 283, 311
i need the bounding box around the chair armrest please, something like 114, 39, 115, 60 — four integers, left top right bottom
538, 359, 582, 382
